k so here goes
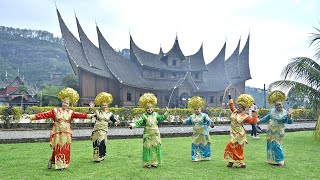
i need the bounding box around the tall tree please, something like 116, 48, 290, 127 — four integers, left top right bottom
269, 25, 320, 140
61, 74, 79, 92
38, 84, 61, 106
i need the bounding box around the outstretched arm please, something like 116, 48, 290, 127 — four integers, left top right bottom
72, 111, 93, 119
228, 94, 236, 113
110, 115, 120, 126
156, 111, 168, 123
204, 114, 214, 128
282, 109, 293, 124
129, 114, 145, 129
243, 112, 258, 124
29, 109, 55, 121
183, 116, 193, 125
259, 112, 271, 123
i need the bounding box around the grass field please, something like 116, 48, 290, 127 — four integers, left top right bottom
0, 131, 319, 179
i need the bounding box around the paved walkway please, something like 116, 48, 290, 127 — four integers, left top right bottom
0, 122, 316, 143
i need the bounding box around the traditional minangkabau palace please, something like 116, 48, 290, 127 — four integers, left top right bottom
57, 9, 252, 108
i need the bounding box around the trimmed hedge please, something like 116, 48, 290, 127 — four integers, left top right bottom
0, 106, 317, 126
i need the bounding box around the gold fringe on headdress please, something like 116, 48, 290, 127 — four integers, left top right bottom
95, 92, 113, 105
188, 96, 205, 110
58, 87, 79, 104
268, 90, 286, 105
139, 93, 157, 109
236, 94, 254, 109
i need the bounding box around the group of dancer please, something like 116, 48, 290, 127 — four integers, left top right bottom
25, 87, 293, 170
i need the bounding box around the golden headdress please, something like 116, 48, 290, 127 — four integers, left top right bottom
188, 96, 205, 110
58, 87, 79, 104
95, 92, 113, 105
138, 93, 157, 109
236, 94, 254, 109
268, 90, 286, 105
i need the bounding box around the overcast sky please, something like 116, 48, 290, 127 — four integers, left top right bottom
1, 0, 319, 89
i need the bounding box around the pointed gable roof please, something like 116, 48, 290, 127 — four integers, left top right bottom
57, 9, 111, 78
159, 46, 164, 56
238, 34, 251, 81
57, 9, 89, 75
196, 42, 230, 92
130, 35, 165, 69
187, 43, 208, 71
76, 17, 113, 78
98, 27, 178, 90
165, 35, 186, 61
225, 39, 241, 82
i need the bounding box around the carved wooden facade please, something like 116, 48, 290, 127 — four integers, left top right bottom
57, 9, 251, 108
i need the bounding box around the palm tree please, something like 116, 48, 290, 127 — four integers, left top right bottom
269, 26, 320, 140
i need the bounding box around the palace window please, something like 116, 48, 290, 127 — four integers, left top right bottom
195, 72, 200, 79
210, 96, 214, 103
219, 96, 223, 103
127, 92, 132, 101
160, 71, 165, 78
171, 72, 177, 78
146, 70, 152, 77
172, 60, 177, 66
165, 96, 169, 102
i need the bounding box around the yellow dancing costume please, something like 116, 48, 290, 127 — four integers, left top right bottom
129, 93, 167, 167
91, 92, 118, 162
30, 88, 92, 170
224, 94, 258, 167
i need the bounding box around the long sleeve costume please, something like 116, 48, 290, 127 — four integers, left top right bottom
259, 108, 293, 164
224, 99, 258, 163
184, 112, 213, 161
91, 110, 117, 162
130, 111, 167, 166
30, 108, 91, 169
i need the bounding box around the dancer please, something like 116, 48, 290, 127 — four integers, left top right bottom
27, 87, 94, 170
90, 92, 119, 162
258, 90, 293, 166
183, 96, 214, 161
128, 93, 168, 168
224, 93, 258, 168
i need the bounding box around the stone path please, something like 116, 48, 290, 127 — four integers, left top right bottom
0, 122, 316, 143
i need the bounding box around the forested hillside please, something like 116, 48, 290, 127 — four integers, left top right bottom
0, 26, 72, 87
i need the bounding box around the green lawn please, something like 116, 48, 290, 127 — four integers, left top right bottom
0, 131, 319, 179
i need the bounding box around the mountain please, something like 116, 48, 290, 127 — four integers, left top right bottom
0, 26, 72, 87
245, 86, 271, 108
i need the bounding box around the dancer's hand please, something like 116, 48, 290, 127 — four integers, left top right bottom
210, 123, 215, 128
22, 114, 30, 119
115, 120, 120, 126
89, 101, 95, 109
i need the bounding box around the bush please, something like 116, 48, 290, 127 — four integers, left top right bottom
0, 106, 22, 128
1, 106, 316, 128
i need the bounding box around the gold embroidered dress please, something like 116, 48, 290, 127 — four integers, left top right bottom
224, 99, 257, 163
259, 108, 293, 164
131, 112, 167, 166
184, 113, 213, 161
30, 108, 90, 169
91, 110, 116, 162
